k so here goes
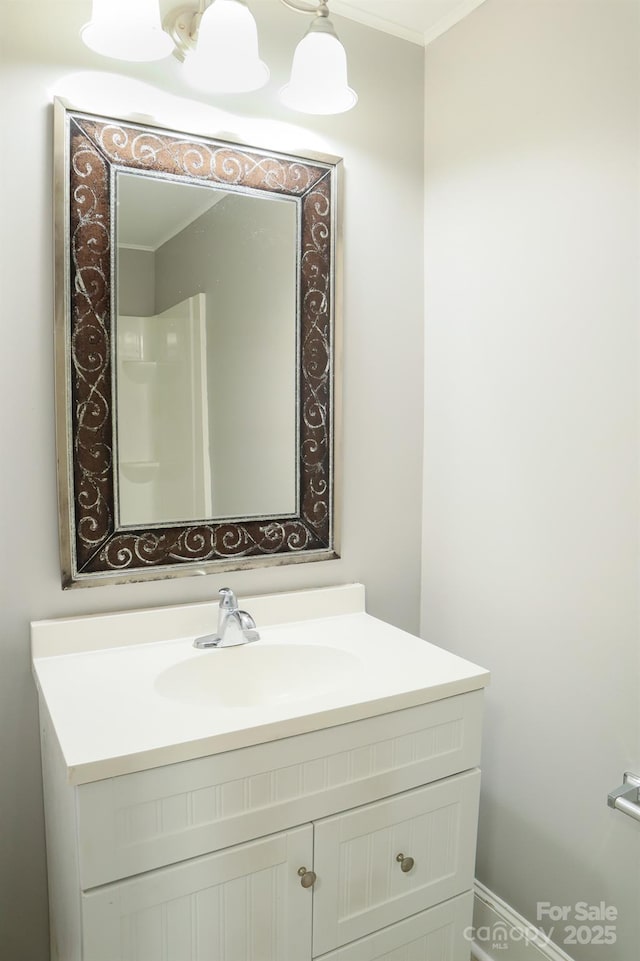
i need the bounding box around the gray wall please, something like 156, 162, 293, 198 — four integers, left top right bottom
118, 247, 155, 317
422, 1, 639, 958
0, 3, 424, 958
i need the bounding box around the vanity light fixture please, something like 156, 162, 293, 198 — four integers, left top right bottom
172, 0, 270, 93
81, 0, 174, 62
279, 2, 357, 114
81, 0, 357, 114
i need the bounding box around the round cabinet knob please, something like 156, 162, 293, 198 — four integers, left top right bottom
297, 866, 317, 888
396, 853, 415, 873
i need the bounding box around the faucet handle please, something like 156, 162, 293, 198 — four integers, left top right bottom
218, 587, 238, 611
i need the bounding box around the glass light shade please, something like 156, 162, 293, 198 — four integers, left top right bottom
81, 0, 173, 62
280, 18, 357, 116
184, 0, 269, 93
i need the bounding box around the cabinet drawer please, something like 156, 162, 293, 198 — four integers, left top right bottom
77, 691, 483, 888
312, 769, 480, 956
82, 825, 313, 961
317, 891, 473, 961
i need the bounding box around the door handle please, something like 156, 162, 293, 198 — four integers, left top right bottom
395, 853, 415, 873
297, 866, 317, 888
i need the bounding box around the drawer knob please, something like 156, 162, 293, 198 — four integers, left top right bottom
297, 867, 317, 888
396, 853, 415, 873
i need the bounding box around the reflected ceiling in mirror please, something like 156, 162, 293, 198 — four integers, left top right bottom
54, 100, 342, 587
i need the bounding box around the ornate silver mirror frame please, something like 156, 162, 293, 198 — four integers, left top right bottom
53, 99, 342, 588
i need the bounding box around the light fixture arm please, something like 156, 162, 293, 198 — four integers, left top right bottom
166, 0, 331, 62
191, 0, 207, 39
164, 1, 207, 60
279, 0, 329, 16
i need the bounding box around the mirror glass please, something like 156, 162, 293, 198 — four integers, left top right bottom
115, 173, 297, 526
54, 101, 341, 587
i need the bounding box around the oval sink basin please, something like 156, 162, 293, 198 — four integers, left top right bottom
154, 643, 362, 708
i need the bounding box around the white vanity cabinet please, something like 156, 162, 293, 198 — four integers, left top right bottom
33, 586, 489, 961
41, 690, 483, 961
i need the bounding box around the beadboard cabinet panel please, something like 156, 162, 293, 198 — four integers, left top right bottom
77, 691, 483, 889
312, 771, 480, 955
82, 825, 313, 961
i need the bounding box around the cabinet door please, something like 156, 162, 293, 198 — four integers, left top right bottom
312, 770, 480, 956
82, 825, 313, 961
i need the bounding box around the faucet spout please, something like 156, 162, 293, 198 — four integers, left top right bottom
193, 588, 260, 649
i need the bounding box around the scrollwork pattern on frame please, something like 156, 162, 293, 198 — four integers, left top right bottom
61, 108, 338, 583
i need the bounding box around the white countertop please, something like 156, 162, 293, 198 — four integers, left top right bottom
32, 585, 489, 785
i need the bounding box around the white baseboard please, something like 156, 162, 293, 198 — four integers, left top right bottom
471, 881, 576, 961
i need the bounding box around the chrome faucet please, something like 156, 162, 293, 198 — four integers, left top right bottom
193, 588, 260, 649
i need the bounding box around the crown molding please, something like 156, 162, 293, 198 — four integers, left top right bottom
423, 0, 487, 46
330, 1, 425, 46
330, 0, 487, 48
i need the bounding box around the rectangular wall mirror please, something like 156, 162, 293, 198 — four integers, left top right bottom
54, 100, 342, 588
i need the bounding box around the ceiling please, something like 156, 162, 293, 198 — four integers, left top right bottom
331, 0, 487, 46
117, 175, 228, 251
